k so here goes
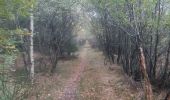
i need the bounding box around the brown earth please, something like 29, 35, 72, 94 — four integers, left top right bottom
27, 42, 168, 100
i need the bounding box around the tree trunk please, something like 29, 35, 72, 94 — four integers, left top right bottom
153, 0, 161, 79
51, 59, 58, 73
30, 4, 34, 83
160, 41, 170, 87
139, 47, 153, 100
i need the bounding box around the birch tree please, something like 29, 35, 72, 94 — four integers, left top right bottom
30, 2, 34, 83
0, 0, 36, 99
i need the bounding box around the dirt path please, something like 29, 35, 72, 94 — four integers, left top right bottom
76, 43, 140, 100
58, 42, 141, 100
29, 43, 141, 100
58, 44, 87, 100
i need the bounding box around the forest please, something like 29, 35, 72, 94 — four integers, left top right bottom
0, 0, 170, 100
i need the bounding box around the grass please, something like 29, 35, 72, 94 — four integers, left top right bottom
0, 67, 32, 100
27, 47, 140, 100
26, 57, 80, 100
76, 48, 106, 100
78, 69, 103, 100
77, 48, 139, 100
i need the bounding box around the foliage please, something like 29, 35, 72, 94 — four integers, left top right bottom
31, 0, 78, 73
89, 0, 170, 88
0, 0, 35, 99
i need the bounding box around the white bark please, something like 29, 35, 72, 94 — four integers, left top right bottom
30, 4, 34, 83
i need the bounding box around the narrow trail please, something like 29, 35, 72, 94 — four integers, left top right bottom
59, 43, 88, 100
30, 42, 140, 100
76, 44, 140, 100
58, 42, 139, 100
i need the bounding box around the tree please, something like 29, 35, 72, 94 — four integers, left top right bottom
30, 2, 34, 83
88, 0, 170, 99
32, 0, 78, 73
0, 0, 36, 99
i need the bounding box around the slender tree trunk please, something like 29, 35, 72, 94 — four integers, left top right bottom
51, 58, 58, 73
139, 47, 153, 100
153, 0, 161, 79
160, 41, 170, 87
131, 0, 153, 98
30, 4, 34, 83
149, 36, 153, 78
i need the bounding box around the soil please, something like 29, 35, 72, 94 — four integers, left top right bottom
27, 42, 167, 100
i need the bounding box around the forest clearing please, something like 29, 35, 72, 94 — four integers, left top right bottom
0, 0, 170, 100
